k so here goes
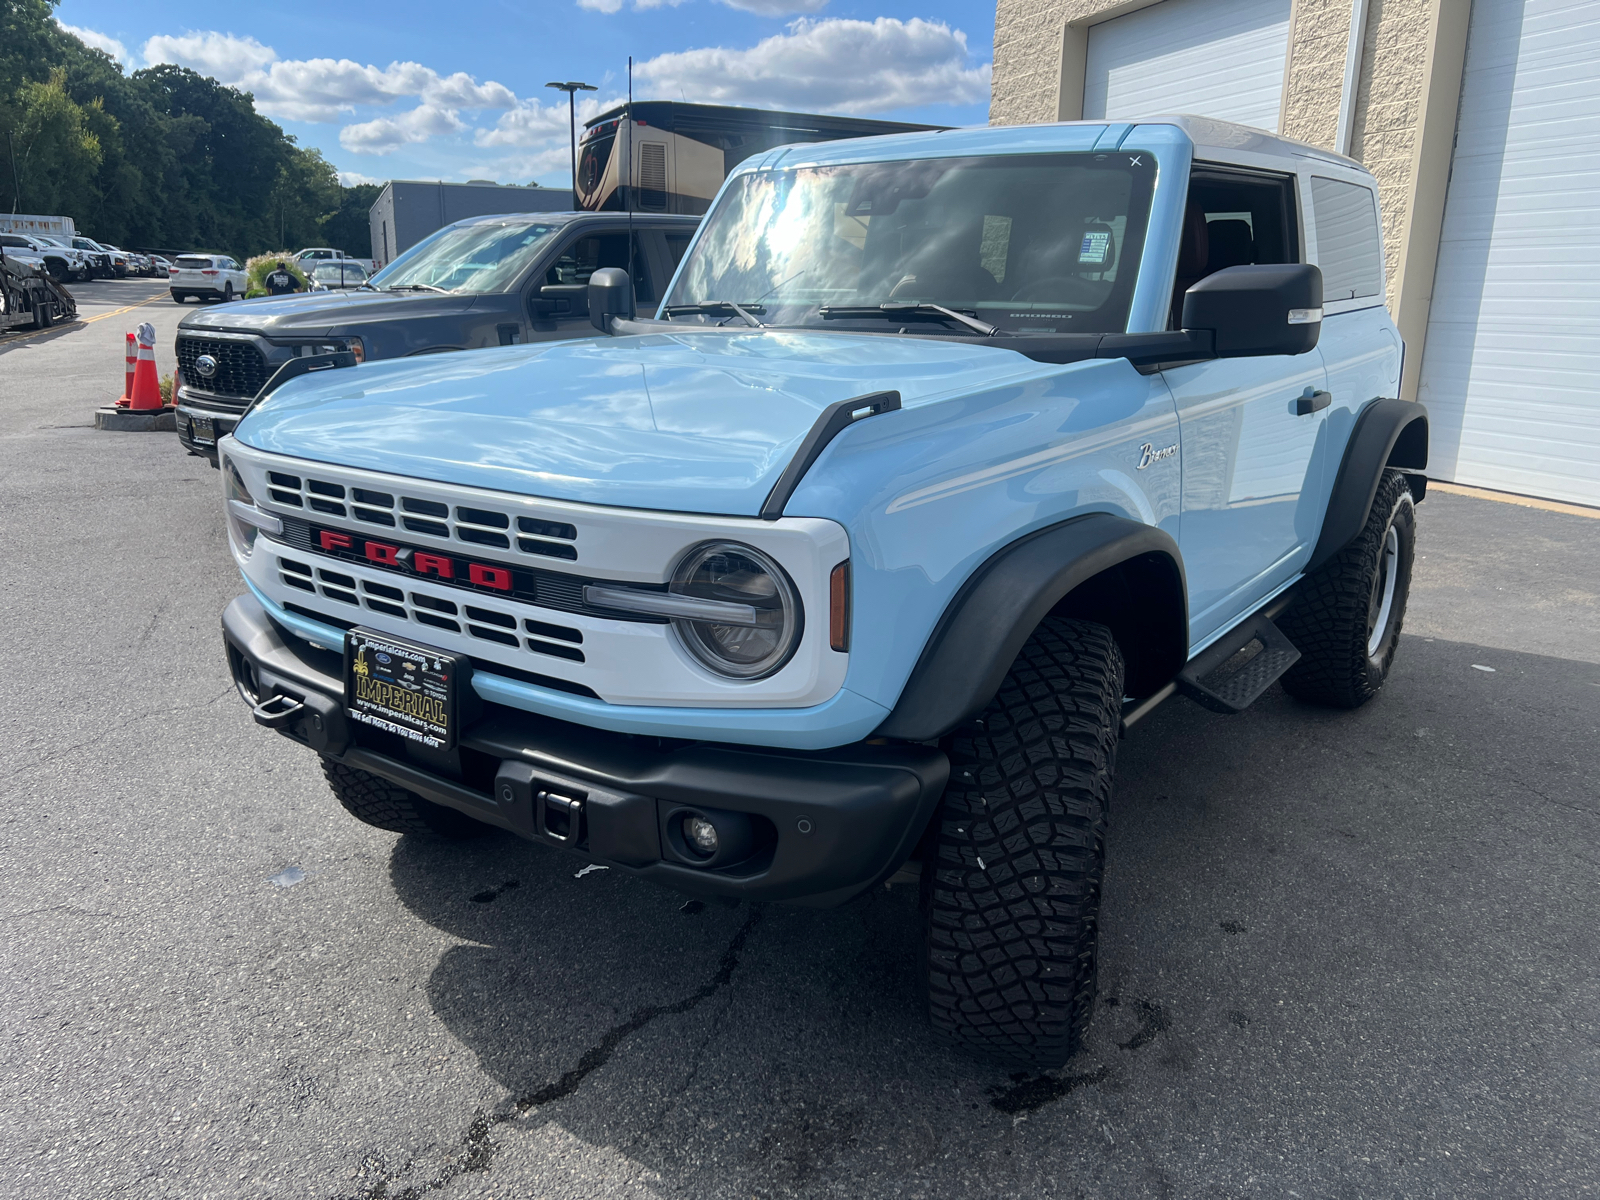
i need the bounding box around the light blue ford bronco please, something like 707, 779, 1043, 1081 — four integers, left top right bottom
218, 116, 1428, 1068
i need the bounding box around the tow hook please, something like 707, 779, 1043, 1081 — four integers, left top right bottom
536, 789, 584, 844
252, 693, 306, 730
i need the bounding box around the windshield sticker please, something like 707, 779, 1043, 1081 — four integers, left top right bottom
1079, 230, 1112, 265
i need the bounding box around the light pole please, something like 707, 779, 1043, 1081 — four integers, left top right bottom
545, 81, 597, 207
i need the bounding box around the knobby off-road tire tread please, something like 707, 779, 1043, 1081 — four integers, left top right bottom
1279, 469, 1416, 709
924, 617, 1125, 1068
321, 759, 483, 840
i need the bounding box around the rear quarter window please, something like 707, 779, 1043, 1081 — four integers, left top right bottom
1311, 177, 1383, 302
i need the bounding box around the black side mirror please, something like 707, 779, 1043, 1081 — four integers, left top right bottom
1182, 263, 1323, 357
587, 267, 634, 333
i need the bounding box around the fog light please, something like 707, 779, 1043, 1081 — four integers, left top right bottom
683, 814, 719, 857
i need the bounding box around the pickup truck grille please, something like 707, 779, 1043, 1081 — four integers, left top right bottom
176, 336, 269, 400
266, 470, 580, 562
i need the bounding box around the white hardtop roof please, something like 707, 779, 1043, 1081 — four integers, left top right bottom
1122, 114, 1371, 176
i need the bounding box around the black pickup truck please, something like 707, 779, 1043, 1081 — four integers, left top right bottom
175, 211, 699, 464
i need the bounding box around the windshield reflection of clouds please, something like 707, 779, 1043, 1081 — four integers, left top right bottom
666, 155, 1151, 336
368, 221, 560, 295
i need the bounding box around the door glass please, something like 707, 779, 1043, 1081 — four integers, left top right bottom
544, 234, 653, 314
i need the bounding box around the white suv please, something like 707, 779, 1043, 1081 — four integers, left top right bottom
170, 254, 248, 303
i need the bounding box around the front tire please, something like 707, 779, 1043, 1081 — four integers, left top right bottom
321, 760, 485, 840
923, 617, 1124, 1068
1279, 469, 1417, 708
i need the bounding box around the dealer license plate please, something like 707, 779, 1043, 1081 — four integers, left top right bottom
344, 629, 460, 750
190, 416, 216, 445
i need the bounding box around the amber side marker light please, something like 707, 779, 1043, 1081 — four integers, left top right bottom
829, 561, 850, 652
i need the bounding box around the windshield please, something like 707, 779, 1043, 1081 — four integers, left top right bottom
312, 263, 366, 281
664, 152, 1155, 335
367, 219, 561, 294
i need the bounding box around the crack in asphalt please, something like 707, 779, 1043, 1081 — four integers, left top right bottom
334, 905, 763, 1199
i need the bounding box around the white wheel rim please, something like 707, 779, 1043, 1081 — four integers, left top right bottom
1367, 523, 1400, 657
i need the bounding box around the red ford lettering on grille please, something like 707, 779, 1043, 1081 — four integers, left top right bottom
319, 530, 353, 552
364, 541, 402, 567
414, 552, 454, 579
468, 563, 512, 591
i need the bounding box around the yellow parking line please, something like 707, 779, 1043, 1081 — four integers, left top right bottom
82, 292, 170, 324
1428, 479, 1600, 519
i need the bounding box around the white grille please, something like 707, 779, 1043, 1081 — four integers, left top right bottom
263, 468, 579, 563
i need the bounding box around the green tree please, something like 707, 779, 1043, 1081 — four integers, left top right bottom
11, 69, 100, 216
321, 182, 381, 258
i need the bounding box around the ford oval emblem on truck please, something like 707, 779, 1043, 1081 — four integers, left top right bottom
195, 354, 218, 379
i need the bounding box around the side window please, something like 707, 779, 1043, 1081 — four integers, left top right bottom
665, 233, 694, 271
542, 233, 654, 313
1310, 177, 1383, 301
1171, 170, 1298, 328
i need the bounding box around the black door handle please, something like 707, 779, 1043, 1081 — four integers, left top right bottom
1296, 388, 1332, 416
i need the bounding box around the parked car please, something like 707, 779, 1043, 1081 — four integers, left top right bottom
170, 254, 249, 304
173, 210, 698, 463
96, 243, 132, 276
306, 260, 369, 291
293, 247, 349, 267
212, 117, 1428, 1068
66, 237, 114, 277
149, 254, 173, 277
0, 233, 80, 282
32, 235, 93, 281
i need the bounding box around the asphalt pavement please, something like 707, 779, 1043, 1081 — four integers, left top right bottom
2, 278, 1597, 1199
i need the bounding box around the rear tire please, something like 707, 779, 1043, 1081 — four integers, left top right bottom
1279, 469, 1417, 708
170, 291, 186, 303
321, 759, 486, 840
222, 282, 234, 302
30, 295, 52, 330
923, 616, 1124, 1068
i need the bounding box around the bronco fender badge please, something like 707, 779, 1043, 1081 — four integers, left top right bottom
1137, 442, 1178, 469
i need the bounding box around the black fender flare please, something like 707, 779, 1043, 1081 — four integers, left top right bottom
874, 514, 1188, 741
1308, 398, 1428, 572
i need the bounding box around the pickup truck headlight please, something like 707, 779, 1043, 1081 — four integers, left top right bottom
670, 542, 802, 679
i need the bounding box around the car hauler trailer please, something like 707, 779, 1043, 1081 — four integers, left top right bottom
576, 102, 946, 215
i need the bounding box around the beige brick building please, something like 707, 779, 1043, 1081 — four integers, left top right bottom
990, 0, 1600, 507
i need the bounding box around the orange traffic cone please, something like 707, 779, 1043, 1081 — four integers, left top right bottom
128, 321, 164, 411
117, 332, 135, 407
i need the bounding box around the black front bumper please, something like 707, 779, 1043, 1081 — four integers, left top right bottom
222, 595, 948, 906
175, 391, 247, 464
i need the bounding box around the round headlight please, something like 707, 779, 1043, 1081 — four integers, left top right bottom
669, 541, 802, 680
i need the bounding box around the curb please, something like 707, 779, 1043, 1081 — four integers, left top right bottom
95, 405, 176, 432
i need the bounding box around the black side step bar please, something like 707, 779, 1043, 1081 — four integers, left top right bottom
1176, 611, 1301, 714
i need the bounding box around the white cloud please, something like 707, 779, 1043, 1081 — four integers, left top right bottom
338, 171, 382, 186
475, 93, 617, 149
634, 17, 990, 114
718, 0, 827, 14
56, 21, 133, 66
140, 31, 517, 124
340, 104, 468, 154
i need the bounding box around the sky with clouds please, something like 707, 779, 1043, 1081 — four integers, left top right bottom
54, 0, 994, 188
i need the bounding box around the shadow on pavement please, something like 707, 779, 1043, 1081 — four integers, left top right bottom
377, 634, 1598, 1198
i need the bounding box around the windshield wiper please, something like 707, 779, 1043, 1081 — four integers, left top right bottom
662, 300, 766, 328
816, 302, 998, 337
387, 283, 448, 294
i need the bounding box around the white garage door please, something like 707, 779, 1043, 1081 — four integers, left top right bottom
1083, 0, 1293, 133
1418, 0, 1600, 506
